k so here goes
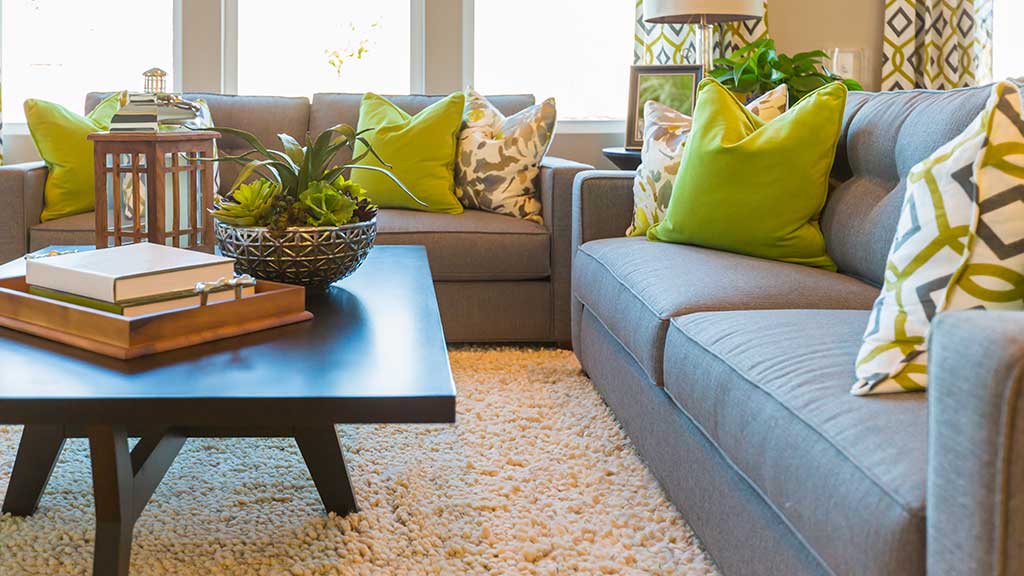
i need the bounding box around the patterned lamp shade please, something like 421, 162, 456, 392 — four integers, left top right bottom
643, 0, 764, 24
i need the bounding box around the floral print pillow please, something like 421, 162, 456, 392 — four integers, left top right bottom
627, 84, 788, 236
455, 89, 556, 224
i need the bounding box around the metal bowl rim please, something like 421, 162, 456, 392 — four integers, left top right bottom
213, 218, 377, 234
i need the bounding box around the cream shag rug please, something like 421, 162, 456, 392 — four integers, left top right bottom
0, 347, 717, 575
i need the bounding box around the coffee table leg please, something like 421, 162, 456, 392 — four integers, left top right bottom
294, 426, 358, 515
86, 427, 186, 576
88, 425, 135, 576
2, 425, 65, 516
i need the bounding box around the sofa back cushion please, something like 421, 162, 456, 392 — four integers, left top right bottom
309, 93, 535, 164
824, 85, 992, 286
85, 92, 311, 196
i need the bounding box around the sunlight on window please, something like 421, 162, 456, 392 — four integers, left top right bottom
2, 0, 173, 123
237, 0, 411, 97
473, 0, 635, 121
993, 0, 1024, 80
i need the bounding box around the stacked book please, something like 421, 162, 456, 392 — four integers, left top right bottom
110, 93, 160, 132
25, 243, 253, 317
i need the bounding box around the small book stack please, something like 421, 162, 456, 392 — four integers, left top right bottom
110, 93, 160, 132
25, 243, 252, 317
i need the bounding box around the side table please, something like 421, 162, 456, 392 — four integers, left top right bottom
601, 147, 642, 171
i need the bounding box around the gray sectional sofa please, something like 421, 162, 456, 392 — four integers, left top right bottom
572, 84, 1022, 575
0, 92, 591, 344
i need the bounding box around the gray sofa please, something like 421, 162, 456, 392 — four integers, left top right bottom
572, 84, 1021, 575
0, 92, 591, 344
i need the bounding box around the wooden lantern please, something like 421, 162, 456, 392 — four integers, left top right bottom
89, 131, 220, 252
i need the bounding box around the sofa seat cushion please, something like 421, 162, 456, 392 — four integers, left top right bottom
376, 208, 549, 281
572, 237, 878, 385
665, 309, 926, 575
30, 211, 96, 251
29, 209, 550, 283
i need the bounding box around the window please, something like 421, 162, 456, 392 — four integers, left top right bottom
472, 0, 634, 121
236, 0, 411, 97
993, 0, 1024, 80
1, 0, 174, 123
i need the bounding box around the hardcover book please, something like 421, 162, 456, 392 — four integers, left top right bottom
25, 243, 236, 304
28, 284, 255, 317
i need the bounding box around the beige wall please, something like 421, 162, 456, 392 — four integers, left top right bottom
769, 0, 884, 91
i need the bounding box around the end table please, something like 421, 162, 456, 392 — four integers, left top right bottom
601, 147, 642, 171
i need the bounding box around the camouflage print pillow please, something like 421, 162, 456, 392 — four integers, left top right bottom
455, 89, 557, 224
627, 84, 788, 236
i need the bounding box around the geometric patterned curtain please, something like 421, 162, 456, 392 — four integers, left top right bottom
634, 0, 770, 66
882, 0, 993, 90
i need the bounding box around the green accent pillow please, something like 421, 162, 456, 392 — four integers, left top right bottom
25, 92, 123, 222
647, 78, 847, 271
351, 92, 465, 214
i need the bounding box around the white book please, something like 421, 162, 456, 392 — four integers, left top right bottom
26, 243, 236, 304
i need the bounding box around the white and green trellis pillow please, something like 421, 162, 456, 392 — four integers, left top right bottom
627, 84, 788, 237
455, 89, 556, 224
853, 81, 1024, 395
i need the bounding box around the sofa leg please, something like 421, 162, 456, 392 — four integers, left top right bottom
556, 340, 573, 351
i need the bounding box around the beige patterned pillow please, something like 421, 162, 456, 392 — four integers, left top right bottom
627, 85, 788, 236
455, 89, 557, 224
853, 82, 1024, 395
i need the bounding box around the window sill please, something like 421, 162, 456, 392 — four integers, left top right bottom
4, 120, 627, 139
556, 119, 625, 135
2, 123, 31, 136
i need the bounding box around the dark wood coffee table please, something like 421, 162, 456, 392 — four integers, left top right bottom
0, 245, 455, 576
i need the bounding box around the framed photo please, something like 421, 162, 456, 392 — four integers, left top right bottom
625, 65, 703, 150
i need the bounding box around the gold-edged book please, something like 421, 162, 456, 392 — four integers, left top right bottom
28, 284, 255, 317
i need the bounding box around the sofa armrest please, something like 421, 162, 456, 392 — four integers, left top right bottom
539, 156, 593, 345
571, 170, 635, 254
0, 161, 47, 263
928, 310, 1024, 575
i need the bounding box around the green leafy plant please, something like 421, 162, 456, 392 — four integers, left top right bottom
204, 123, 422, 230
299, 181, 357, 227
208, 178, 279, 227
710, 39, 863, 102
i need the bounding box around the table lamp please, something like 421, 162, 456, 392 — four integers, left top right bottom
643, 0, 764, 71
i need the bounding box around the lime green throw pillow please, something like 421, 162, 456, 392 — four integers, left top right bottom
351, 92, 465, 214
647, 78, 847, 270
25, 92, 122, 222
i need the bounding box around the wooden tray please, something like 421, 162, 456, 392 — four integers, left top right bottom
0, 277, 313, 359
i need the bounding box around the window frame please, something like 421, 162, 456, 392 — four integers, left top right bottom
1, 0, 619, 138
222, 0, 424, 96
0, 0, 182, 129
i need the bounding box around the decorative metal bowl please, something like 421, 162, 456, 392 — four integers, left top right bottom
214, 219, 377, 292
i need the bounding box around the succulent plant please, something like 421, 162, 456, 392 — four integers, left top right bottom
204, 123, 420, 230
209, 179, 279, 227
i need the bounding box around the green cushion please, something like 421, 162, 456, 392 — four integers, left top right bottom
25, 92, 122, 222
647, 78, 847, 271
350, 92, 465, 214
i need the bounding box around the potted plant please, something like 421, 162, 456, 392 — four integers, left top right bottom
205, 124, 421, 291
710, 39, 863, 102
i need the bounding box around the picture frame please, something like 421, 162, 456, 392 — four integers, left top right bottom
625, 65, 703, 150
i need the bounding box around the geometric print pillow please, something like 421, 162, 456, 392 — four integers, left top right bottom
626, 84, 788, 237
852, 81, 1024, 395
455, 89, 557, 224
